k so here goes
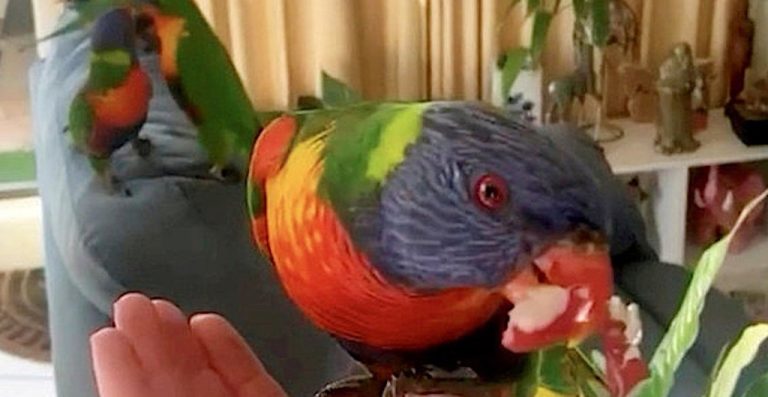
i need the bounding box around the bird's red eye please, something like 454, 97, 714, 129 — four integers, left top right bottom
473, 173, 509, 210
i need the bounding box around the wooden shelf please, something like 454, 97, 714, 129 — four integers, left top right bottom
598, 110, 768, 270
602, 111, 768, 175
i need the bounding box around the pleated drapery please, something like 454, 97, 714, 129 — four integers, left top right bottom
33, 0, 759, 111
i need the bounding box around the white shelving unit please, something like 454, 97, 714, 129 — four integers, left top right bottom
601, 111, 768, 295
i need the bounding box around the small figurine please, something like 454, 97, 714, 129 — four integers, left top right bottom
655, 43, 700, 154
621, 63, 657, 123
727, 0, 755, 101
692, 59, 714, 132
549, 0, 639, 123
545, 7, 595, 124
688, 164, 766, 254
606, 0, 638, 55
725, 70, 768, 145
546, 71, 589, 124
744, 72, 768, 114
601, 0, 640, 117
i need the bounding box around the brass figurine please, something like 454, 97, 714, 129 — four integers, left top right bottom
744, 72, 768, 115
655, 43, 700, 155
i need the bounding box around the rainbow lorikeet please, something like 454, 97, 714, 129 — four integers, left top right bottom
134, 0, 258, 179
67, 7, 152, 186
62, 0, 259, 181
247, 102, 648, 396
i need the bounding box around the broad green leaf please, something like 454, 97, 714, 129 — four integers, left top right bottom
500, 47, 530, 98
629, 190, 768, 397
743, 373, 768, 397
526, 0, 542, 14
572, 0, 587, 19
590, 0, 610, 47
321, 72, 363, 107
530, 11, 554, 63
581, 379, 611, 397
707, 324, 768, 397
570, 349, 610, 397
516, 346, 579, 397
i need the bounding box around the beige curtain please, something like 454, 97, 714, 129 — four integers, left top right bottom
32, 0, 743, 110
194, 0, 502, 108
195, 0, 743, 111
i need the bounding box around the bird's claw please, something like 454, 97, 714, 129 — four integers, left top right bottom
209, 165, 242, 183
315, 375, 386, 397
384, 370, 510, 397
132, 137, 152, 158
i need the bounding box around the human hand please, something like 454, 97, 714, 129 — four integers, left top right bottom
90, 293, 288, 397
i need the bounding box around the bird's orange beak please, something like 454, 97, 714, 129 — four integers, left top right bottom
500, 235, 613, 353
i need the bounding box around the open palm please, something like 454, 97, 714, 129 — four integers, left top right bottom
90, 293, 288, 397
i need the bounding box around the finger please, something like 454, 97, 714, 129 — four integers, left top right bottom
152, 299, 207, 372
190, 313, 288, 397
91, 328, 149, 397
113, 293, 170, 370
193, 368, 236, 397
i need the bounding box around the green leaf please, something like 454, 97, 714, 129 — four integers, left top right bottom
707, 324, 768, 397
530, 11, 554, 63
629, 190, 768, 397
321, 72, 363, 107
570, 349, 610, 397
526, 0, 542, 14
500, 47, 530, 98
743, 373, 768, 397
516, 346, 579, 397
573, 0, 587, 19
590, 0, 610, 47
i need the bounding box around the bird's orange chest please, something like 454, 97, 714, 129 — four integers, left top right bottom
259, 134, 502, 350
89, 67, 151, 127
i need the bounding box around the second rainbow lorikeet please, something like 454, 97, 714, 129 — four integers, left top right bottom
60, 0, 259, 182
134, 0, 258, 180
67, 6, 152, 187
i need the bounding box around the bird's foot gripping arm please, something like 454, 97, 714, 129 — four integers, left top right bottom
383, 370, 511, 397
314, 374, 387, 397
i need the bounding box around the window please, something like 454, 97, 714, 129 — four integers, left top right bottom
0, 0, 37, 193
0, 1, 53, 395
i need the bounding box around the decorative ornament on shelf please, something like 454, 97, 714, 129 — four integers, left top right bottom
654, 42, 700, 155
726, 71, 768, 146
724, 0, 768, 146
620, 63, 657, 123
727, 0, 755, 103
600, 0, 640, 118
692, 59, 714, 132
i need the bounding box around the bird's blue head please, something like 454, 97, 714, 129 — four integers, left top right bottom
348, 102, 606, 291
90, 7, 138, 58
